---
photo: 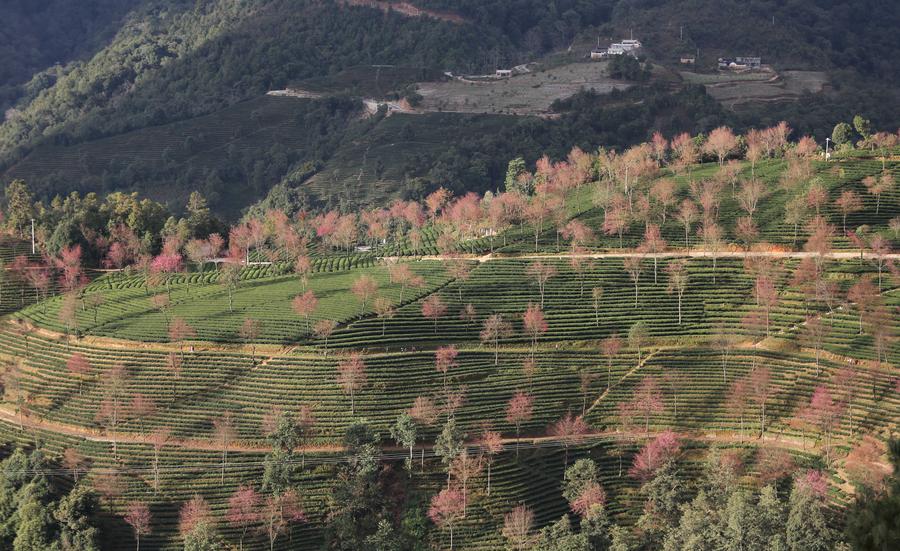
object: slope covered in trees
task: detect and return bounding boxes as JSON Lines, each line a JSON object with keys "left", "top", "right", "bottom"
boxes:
{"left": 4, "top": 0, "right": 900, "bottom": 220}
{"left": 0, "top": 125, "right": 896, "bottom": 549}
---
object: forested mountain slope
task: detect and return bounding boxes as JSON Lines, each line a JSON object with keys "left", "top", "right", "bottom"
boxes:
{"left": 2, "top": 0, "right": 900, "bottom": 219}
{"left": 0, "top": 0, "right": 145, "bottom": 108}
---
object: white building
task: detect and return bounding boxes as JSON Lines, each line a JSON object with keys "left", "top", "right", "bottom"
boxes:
{"left": 592, "top": 38, "right": 642, "bottom": 59}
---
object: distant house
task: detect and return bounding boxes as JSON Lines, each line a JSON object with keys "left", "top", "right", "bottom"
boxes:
{"left": 495, "top": 69, "right": 512, "bottom": 78}
{"left": 718, "top": 56, "right": 761, "bottom": 71}
{"left": 735, "top": 56, "right": 761, "bottom": 69}
{"left": 591, "top": 38, "right": 642, "bottom": 60}
{"left": 680, "top": 55, "right": 696, "bottom": 64}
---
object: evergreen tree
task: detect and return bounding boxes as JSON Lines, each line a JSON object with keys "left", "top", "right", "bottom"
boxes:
{"left": 562, "top": 459, "right": 599, "bottom": 505}
{"left": 54, "top": 485, "right": 101, "bottom": 551}
{"left": 662, "top": 490, "right": 726, "bottom": 551}
{"left": 532, "top": 516, "right": 589, "bottom": 551}
{"left": 637, "top": 459, "right": 684, "bottom": 548}
{"left": 845, "top": 439, "right": 900, "bottom": 550}
{"left": 504, "top": 158, "right": 531, "bottom": 195}
{"left": 758, "top": 485, "right": 788, "bottom": 551}
{"left": 183, "top": 522, "right": 222, "bottom": 551}
{"left": 831, "top": 123, "right": 854, "bottom": 147}
{"left": 434, "top": 418, "right": 465, "bottom": 483}
{"left": 786, "top": 482, "right": 834, "bottom": 551}
{"left": 4, "top": 180, "right": 35, "bottom": 238}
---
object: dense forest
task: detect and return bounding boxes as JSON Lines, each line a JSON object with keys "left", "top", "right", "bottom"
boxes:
{"left": 0, "top": 0, "right": 144, "bottom": 108}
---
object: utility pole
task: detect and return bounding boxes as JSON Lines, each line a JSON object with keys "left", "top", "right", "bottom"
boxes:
{"left": 825, "top": 137, "right": 831, "bottom": 161}
{"left": 680, "top": 25, "right": 683, "bottom": 41}
{"left": 30, "top": 219, "right": 35, "bottom": 254}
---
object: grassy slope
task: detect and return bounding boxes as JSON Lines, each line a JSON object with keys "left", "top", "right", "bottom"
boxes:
{"left": 0, "top": 155, "right": 897, "bottom": 548}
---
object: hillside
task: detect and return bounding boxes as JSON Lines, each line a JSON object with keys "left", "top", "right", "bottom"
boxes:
{"left": 0, "top": 136, "right": 896, "bottom": 549}
{"left": 0, "top": 0, "right": 145, "bottom": 107}
{"left": 3, "top": 0, "right": 900, "bottom": 219}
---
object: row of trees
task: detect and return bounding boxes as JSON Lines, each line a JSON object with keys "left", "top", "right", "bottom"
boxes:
{"left": 3, "top": 123, "right": 896, "bottom": 322}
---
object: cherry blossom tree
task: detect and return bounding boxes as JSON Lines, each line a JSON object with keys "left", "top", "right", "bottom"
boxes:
{"left": 651, "top": 178, "right": 677, "bottom": 224}
{"left": 480, "top": 314, "right": 512, "bottom": 365}
{"left": 602, "top": 201, "right": 630, "bottom": 248}
{"left": 579, "top": 370, "right": 596, "bottom": 415}
{"left": 422, "top": 294, "right": 447, "bottom": 333}
{"left": 291, "top": 290, "right": 317, "bottom": 332}
{"left": 806, "top": 183, "right": 828, "bottom": 216}
{"left": 149, "top": 428, "right": 170, "bottom": 494}
{"left": 560, "top": 219, "right": 594, "bottom": 253}
{"left": 151, "top": 251, "right": 183, "bottom": 299}
{"left": 213, "top": 411, "right": 236, "bottom": 483}
{"left": 629, "top": 376, "right": 665, "bottom": 432}
{"left": 704, "top": 126, "right": 739, "bottom": 165}
{"left": 446, "top": 258, "right": 472, "bottom": 302}
{"left": 313, "top": 319, "right": 337, "bottom": 355}
{"left": 847, "top": 276, "right": 878, "bottom": 334}
{"left": 55, "top": 244, "right": 86, "bottom": 294}
{"left": 429, "top": 488, "right": 465, "bottom": 550}
{"left": 522, "top": 303, "right": 547, "bottom": 359}
{"left": 799, "top": 386, "right": 844, "bottom": 463}
{"left": 601, "top": 335, "right": 622, "bottom": 390}
{"left": 226, "top": 485, "right": 260, "bottom": 551}
{"left": 549, "top": 412, "right": 589, "bottom": 467}
{"left": 835, "top": 190, "right": 863, "bottom": 234}
{"left": 388, "top": 263, "right": 423, "bottom": 303}
{"left": 124, "top": 501, "right": 152, "bottom": 551}
{"left": 834, "top": 366, "right": 861, "bottom": 437}
{"left": 410, "top": 396, "right": 440, "bottom": 427}
{"left": 478, "top": 425, "right": 503, "bottom": 495}
{"left": 844, "top": 435, "right": 890, "bottom": 493}
{"left": 450, "top": 451, "right": 483, "bottom": 515}
{"left": 435, "top": 345, "right": 459, "bottom": 392}
{"left": 756, "top": 448, "right": 795, "bottom": 486}
{"left": 590, "top": 286, "right": 603, "bottom": 326}
{"left": 337, "top": 352, "right": 367, "bottom": 415}
{"left": 168, "top": 317, "right": 196, "bottom": 364}
{"left": 569, "top": 256, "right": 592, "bottom": 297}
{"left": 178, "top": 495, "right": 213, "bottom": 541}
{"left": 868, "top": 235, "right": 893, "bottom": 291}
{"left": 675, "top": 199, "right": 699, "bottom": 248}
{"left": 293, "top": 255, "right": 312, "bottom": 290}
{"left": 165, "top": 352, "right": 181, "bottom": 399}
{"left": 506, "top": 391, "right": 534, "bottom": 457}
{"left": 66, "top": 352, "right": 91, "bottom": 395}
{"left": 56, "top": 449, "right": 87, "bottom": 489}
{"left": 665, "top": 260, "right": 688, "bottom": 325}
{"left": 642, "top": 224, "right": 666, "bottom": 283}
{"left": 629, "top": 430, "right": 681, "bottom": 481}
{"left": 95, "top": 363, "right": 128, "bottom": 458}
{"left": 130, "top": 393, "right": 156, "bottom": 435}
{"left": 571, "top": 482, "right": 607, "bottom": 519}
{"left": 623, "top": 255, "right": 644, "bottom": 308}
{"left": 726, "top": 377, "right": 751, "bottom": 439}
{"left": 502, "top": 504, "right": 534, "bottom": 551}
{"left": 801, "top": 315, "right": 829, "bottom": 375}
{"left": 351, "top": 274, "right": 378, "bottom": 318}
{"left": 261, "top": 489, "right": 305, "bottom": 551}
{"left": 738, "top": 179, "right": 766, "bottom": 221}
{"left": 862, "top": 172, "right": 893, "bottom": 214}
{"left": 699, "top": 222, "right": 724, "bottom": 283}
{"left": 526, "top": 261, "right": 557, "bottom": 307}
{"left": 239, "top": 318, "right": 262, "bottom": 364}
{"left": 372, "top": 297, "right": 395, "bottom": 336}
